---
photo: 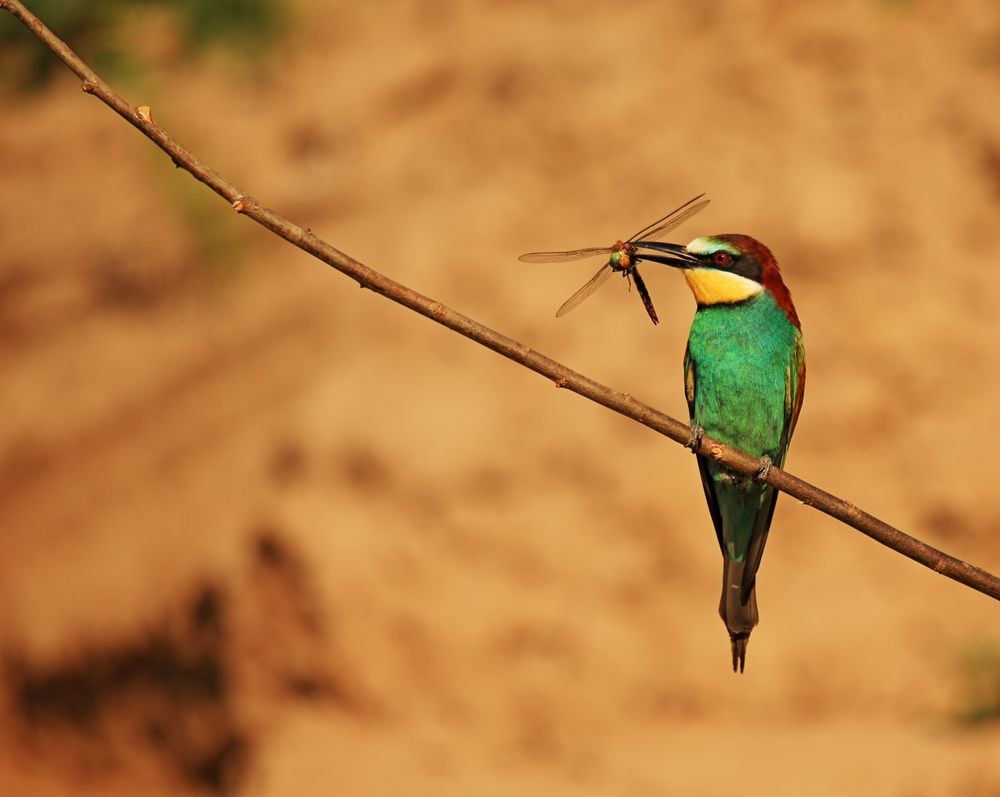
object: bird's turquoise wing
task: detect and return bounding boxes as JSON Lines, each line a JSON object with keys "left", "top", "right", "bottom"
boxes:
{"left": 786, "top": 331, "right": 806, "bottom": 445}
{"left": 741, "top": 329, "right": 805, "bottom": 597}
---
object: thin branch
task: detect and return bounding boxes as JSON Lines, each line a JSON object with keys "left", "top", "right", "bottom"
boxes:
{"left": 4, "top": 0, "right": 999, "bottom": 603}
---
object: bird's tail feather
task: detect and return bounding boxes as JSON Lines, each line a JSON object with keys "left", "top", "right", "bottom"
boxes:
{"left": 719, "top": 557, "right": 758, "bottom": 673}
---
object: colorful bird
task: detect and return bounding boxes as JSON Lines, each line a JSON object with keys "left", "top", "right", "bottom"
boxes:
{"left": 638, "top": 234, "right": 805, "bottom": 672}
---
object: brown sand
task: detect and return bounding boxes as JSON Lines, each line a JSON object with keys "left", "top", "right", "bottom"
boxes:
{"left": 2, "top": 0, "right": 1000, "bottom": 794}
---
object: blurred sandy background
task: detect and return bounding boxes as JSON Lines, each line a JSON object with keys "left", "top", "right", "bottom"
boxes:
{"left": 2, "top": 0, "right": 1000, "bottom": 794}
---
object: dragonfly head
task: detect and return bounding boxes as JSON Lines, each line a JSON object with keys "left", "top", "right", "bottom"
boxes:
{"left": 609, "top": 241, "right": 633, "bottom": 272}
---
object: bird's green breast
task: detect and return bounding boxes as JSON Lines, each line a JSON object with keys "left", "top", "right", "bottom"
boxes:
{"left": 687, "top": 292, "right": 799, "bottom": 461}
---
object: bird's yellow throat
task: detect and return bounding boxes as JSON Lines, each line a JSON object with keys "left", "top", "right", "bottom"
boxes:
{"left": 683, "top": 268, "right": 763, "bottom": 306}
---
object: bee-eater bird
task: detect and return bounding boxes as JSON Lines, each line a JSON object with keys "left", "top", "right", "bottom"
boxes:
{"left": 637, "top": 235, "right": 805, "bottom": 672}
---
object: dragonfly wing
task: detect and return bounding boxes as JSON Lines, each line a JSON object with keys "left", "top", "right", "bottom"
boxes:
{"left": 633, "top": 198, "right": 710, "bottom": 244}
{"left": 626, "top": 194, "right": 708, "bottom": 243}
{"left": 518, "top": 247, "right": 612, "bottom": 263}
{"left": 555, "top": 263, "right": 613, "bottom": 317}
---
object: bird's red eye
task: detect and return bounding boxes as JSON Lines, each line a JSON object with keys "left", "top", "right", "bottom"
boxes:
{"left": 712, "top": 251, "right": 731, "bottom": 266}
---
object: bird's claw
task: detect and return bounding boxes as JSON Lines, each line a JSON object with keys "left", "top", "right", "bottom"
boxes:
{"left": 686, "top": 424, "right": 705, "bottom": 454}
{"left": 755, "top": 455, "right": 773, "bottom": 482}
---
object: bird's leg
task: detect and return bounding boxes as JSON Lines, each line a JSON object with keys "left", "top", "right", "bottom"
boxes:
{"left": 754, "top": 455, "right": 773, "bottom": 482}
{"left": 686, "top": 424, "right": 705, "bottom": 453}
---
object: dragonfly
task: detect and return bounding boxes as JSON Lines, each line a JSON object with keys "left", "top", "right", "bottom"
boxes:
{"left": 518, "top": 194, "right": 709, "bottom": 325}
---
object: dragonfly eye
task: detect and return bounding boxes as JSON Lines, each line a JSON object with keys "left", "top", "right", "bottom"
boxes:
{"left": 610, "top": 250, "right": 631, "bottom": 271}
{"left": 712, "top": 251, "right": 731, "bottom": 267}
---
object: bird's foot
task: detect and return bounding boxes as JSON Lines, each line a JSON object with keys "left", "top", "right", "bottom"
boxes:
{"left": 755, "top": 455, "right": 773, "bottom": 483}
{"left": 686, "top": 424, "right": 705, "bottom": 454}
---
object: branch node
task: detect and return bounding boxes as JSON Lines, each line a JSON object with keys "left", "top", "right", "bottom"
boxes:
{"left": 81, "top": 79, "right": 97, "bottom": 94}
{"left": 136, "top": 105, "right": 154, "bottom": 124}
{"left": 554, "top": 378, "right": 568, "bottom": 389}
{"left": 710, "top": 444, "right": 724, "bottom": 460}
{"left": 232, "top": 197, "right": 248, "bottom": 214}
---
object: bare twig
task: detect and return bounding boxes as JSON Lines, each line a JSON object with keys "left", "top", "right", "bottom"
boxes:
{"left": 4, "top": 0, "right": 999, "bottom": 603}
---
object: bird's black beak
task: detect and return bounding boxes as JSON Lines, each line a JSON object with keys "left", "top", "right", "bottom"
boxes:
{"left": 632, "top": 242, "right": 699, "bottom": 269}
